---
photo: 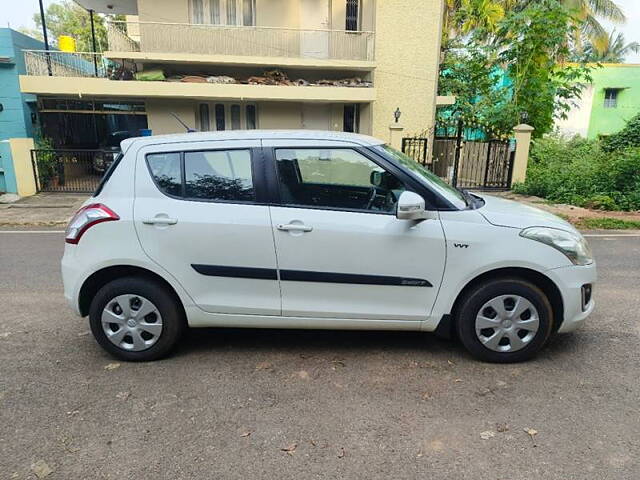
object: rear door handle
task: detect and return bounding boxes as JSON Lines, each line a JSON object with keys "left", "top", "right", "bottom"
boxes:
{"left": 277, "top": 223, "right": 313, "bottom": 232}
{"left": 142, "top": 217, "right": 178, "bottom": 225}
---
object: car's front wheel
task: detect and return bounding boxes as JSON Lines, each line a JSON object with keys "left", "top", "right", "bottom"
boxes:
{"left": 89, "top": 277, "right": 185, "bottom": 361}
{"left": 456, "top": 278, "right": 554, "bottom": 363}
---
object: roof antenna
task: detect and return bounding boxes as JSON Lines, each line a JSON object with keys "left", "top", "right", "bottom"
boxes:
{"left": 170, "top": 112, "right": 197, "bottom": 133}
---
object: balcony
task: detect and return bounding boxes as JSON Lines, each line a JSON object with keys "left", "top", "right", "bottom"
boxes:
{"left": 105, "top": 21, "right": 375, "bottom": 69}
{"left": 20, "top": 50, "right": 376, "bottom": 104}
{"left": 23, "top": 50, "right": 105, "bottom": 78}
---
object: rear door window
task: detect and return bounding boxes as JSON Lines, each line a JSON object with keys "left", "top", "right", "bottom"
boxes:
{"left": 145, "top": 149, "right": 255, "bottom": 202}
{"left": 184, "top": 150, "right": 254, "bottom": 201}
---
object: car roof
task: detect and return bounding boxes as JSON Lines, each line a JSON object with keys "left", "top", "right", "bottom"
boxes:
{"left": 121, "top": 130, "right": 385, "bottom": 151}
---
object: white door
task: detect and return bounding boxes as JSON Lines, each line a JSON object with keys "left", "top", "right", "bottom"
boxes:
{"left": 133, "top": 140, "right": 281, "bottom": 316}
{"left": 301, "top": 104, "right": 331, "bottom": 130}
{"left": 300, "top": 0, "right": 330, "bottom": 58}
{"left": 265, "top": 141, "right": 446, "bottom": 321}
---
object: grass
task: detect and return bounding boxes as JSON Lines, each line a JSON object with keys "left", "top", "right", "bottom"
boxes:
{"left": 573, "top": 217, "right": 640, "bottom": 230}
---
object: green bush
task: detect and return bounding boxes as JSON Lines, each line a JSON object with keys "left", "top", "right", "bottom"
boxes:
{"left": 601, "top": 113, "right": 640, "bottom": 152}
{"left": 513, "top": 135, "right": 640, "bottom": 211}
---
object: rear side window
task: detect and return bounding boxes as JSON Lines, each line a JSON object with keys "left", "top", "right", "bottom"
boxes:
{"left": 145, "top": 149, "right": 254, "bottom": 202}
{"left": 184, "top": 150, "right": 254, "bottom": 201}
{"left": 147, "top": 152, "right": 182, "bottom": 197}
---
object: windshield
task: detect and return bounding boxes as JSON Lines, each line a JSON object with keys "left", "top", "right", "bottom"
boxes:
{"left": 372, "top": 144, "right": 467, "bottom": 209}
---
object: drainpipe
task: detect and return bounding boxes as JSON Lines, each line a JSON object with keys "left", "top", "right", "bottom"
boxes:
{"left": 38, "top": 0, "right": 52, "bottom": 76}
{"left": 89, "top": 9, "right": 98, "bottom": 76}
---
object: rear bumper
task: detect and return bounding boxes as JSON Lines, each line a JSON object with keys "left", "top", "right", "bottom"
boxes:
{"left": 61, "top": 244, "right": 83, "bottom": 316}
{"left": 545, "top": 262, "right": 597, "bottom": 333}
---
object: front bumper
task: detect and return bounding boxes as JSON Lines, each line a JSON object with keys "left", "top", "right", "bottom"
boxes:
{"left": 545, "top": 262, "right": 597, "bottom": 333}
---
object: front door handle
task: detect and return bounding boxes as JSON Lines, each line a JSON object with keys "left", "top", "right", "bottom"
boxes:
{"left": 142, "top": 217, "right": 178, "bottom": 225}
{"left": 277, "top": 223, "right": 313, "bottom": 232}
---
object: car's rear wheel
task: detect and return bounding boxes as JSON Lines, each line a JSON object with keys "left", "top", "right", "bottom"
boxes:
{"left": 89, "top": 277, "right": 185, "bottom": 361}
{"left": 456, "top": 278, "right": 554, "bottom": 363}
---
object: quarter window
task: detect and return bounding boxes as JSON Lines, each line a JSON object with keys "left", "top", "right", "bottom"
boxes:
{"left": 184, "top": 150, "right": 254, "bottom": 201}
{"left": 147, "top": 153, "right": 182, "bottom": 197}
{"left": 275, "top": 148, "right": 407, "bottom": 213}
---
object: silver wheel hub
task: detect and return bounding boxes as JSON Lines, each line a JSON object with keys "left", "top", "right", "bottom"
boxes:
{"left": 101, "top": 294, "right": 163, "bottom": 352}
{"left": 475, "top": 295, "right": 540, "bottom": 353}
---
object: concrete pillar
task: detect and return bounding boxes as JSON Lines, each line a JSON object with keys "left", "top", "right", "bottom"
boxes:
{"left": 512, "top": 124, "right": 534, "bottom": 184}
{"left": 389, "top": 124, "right": 404, "bottom": 150}
{"left": 9, "top": 138, "right": 37, "bottom": 197}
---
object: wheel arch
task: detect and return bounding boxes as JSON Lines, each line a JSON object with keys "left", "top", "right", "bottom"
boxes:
{"left": 438, "top": 267, "right": 564, "bottom": 339}
{"left": 78, "top": 265, "right": 187, "bottom": 318}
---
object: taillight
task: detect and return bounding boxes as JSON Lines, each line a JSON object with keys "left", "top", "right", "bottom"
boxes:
{"left": 65, "top": 203, "right": 119, "bottom": 244}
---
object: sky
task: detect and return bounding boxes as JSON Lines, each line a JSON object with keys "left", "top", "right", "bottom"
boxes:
{"left": 2, "top": 0, "right": 640, "bottom": 62}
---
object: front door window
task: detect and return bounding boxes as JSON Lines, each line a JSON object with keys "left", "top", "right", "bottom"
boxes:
{"left": 275, "top": 148, "right": 407, "bottom": 213}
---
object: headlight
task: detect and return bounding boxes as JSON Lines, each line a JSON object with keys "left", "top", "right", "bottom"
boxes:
{"left": 520, "top": 227, "right": 593, "bottom": 265}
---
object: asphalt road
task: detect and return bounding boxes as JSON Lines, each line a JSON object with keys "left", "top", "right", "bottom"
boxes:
{"left": 1, "top": 230, "right": 639, "bottom": 479}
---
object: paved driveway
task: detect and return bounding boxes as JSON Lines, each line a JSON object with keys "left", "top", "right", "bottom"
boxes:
{"left": 0, "top": 230, "right": 638, "bottom": 479}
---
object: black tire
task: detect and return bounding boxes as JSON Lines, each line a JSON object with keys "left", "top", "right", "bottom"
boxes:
{"left": 89, "top": 277, "right": 185, "bottom": 361}
{"left": 455, "top": 278, "right": 554, "bottom": 363}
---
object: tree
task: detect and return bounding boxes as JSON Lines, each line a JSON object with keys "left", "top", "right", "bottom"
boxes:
{"left": 443, "top": 0, "right": 514, "bottom": 41}
{"left": 438, "top": 0, "right": 593, "bottom": 137}
{"left": 563, "top": 0, "right": 626, "bottom": 52}
{"left": 578, "top": 30, "right": 640, "bottom": 63}
{"left": 444, "top": 0, "right": 626, "bottom": 54}
{"left": 29, "top": 1, "right": 123, "bottom": 52}
{"left": 455, "top": 0, "right": 506, "bottom": 35}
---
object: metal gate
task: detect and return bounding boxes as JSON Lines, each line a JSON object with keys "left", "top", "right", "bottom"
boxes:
{"left": 403, "top": 120, "right": 514, "bottom": 190}
{"left": 31, "top": 149, "right": 115, "bottom": 193}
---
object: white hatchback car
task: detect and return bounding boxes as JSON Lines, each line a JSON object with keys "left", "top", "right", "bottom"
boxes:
{"left": 61, "top": 131, "right": 596, "bottom": 363}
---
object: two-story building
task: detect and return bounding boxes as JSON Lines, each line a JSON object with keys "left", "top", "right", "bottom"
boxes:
{"left": 0, "top": 28, "right": 44, "bottom": 194}
{"left": 19, "top": 0, "right": 446, "bottom": 141}
{"left": 556, "top": 63, "right": 640, "bottom": 139}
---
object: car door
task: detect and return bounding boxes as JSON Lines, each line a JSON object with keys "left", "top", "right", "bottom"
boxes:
{"left": 133, "top": 139, "right": 281, "bottom": 316}
{"left": 264, "top": 139, "right": 446, "bottom": 321}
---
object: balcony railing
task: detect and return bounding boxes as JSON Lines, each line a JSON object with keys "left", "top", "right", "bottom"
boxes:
{"left": 106, "top": 21, "right": 375, "bottom": 62}
{"left": 24, "top": 50, "right": 106, "bottom": 77}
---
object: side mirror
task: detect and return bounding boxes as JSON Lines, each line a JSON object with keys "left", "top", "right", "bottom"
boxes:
{"left": 370, "top": 170, "right": 383, "bottom": 187}
{"left": 396, "top": 191, "right": 433, "bottom": 221}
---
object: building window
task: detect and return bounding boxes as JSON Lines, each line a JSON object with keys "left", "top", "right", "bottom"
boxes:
{"left": 346, "top": 0, "right": 359, "bottom": 31}
{"left": 199, "top": 104, "right": 210, "bottom": 131}
{"left": 246, "top": 105, "right": 257, "bottom": 129}
{"left": 226, "top": 0, "right": 237, "bottom": 24}
{"left": 343, "top": 104, "right": 360, "bottom": 133}
{"left": 604, "top": 89, "right": 619, "bottom": 108}
{"left": 189, "top": 0, "right": 254, "bottom": 25}
{"left": 201, "top": 103, "right": 257, "bottom": 130}
{"left": 190, "top": 0, "right": 205, "bottom": 23}
{"left": 230, "top": 104, "right": 241, "bottom": 129}
{"left": 210, "top": 0, "right": 220, "bottom": 23}
{"left": 242, "top": 0, "right": 255, "bottom": 26}
{"left": 215, "top": 104, "right": 226, "bottom": 130}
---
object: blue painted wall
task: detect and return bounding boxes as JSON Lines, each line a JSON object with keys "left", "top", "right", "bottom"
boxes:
{"left": 0, "top": 29, "right": 44, "bottom": 192}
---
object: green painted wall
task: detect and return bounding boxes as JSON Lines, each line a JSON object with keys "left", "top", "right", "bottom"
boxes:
{"left": 587, "top": 64, "right": 640, "bottom": 139}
